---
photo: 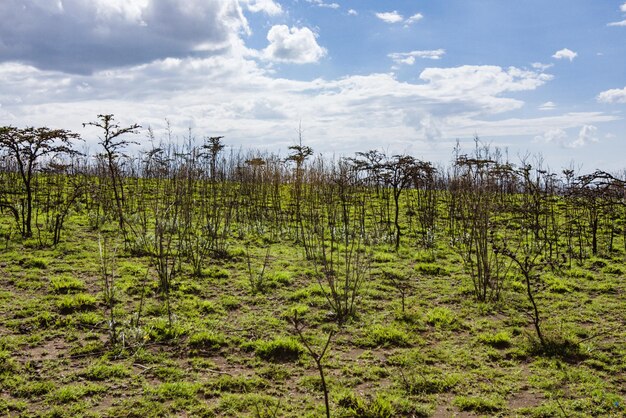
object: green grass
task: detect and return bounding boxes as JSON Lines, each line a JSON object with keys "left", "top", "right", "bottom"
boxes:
{"left": 254, "top": 336, "right": 305, "bottom": 362}
{"left": 0, "top": 178, "right": 625, "bottom": 417}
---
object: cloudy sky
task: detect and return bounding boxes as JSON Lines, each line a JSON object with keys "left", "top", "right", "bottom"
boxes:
{"left": 1, "top": 0, "right": 625, "bottom": 171}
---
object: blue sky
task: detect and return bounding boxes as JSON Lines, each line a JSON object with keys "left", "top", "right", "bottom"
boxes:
{"left": 0, "top": 0, "right": 625, "bottom": 171}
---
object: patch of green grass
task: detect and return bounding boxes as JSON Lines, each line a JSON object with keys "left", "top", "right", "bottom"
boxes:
{"left": 199, "top": 300, "right": 225, "bottom": 315}
{"left": 21, "top": 256, "right": 48, "bottom": 269}
{"left": 216, "top": 393, "right": 281, "bottom": 415}
{"left": 399, "top": 369, "right": 461, "bottom": 394}
{"left": 188, "top": 331, "right": 227, "bottom": 351}
{"left": 414, "top": 262, "right": 446, "bottom": 276}
{"left": 148, "top": 318, "right": 189, "bottom": 341}
{"left": 82, "top": 362, "right": 131, "bottom": 381}
{"left": 11, "top": 380, "right": 55, "bottom": 398}
{"left": 452, "top": 394, "right": 506, "bottom": 414}
{"left": 337, "top": 392, "right": 395, "bottom": 418}
{"left": 0, "top": 350, "right": 18, "bottom": 374}
{"left": 602, "top": 265, "right": 623, "bottom": 275}
{"left": 478, "top": 331, "right": 511, "bottom": 348}
{"left": 372, "top": 251, "right": 396, "bottom": 263}
{"left": 57, "top": 293, "right": 97, "bottom": 314}
{"left": 358, "top": 324, "right": 411, "bottom": 348}
{"left": 219, "top": 295, "right": 241, "bottom": 311}
{"left": 426, "top": 306, "right": 458, "bottom": 329}
{"left": 69, "top": 340, "right": 105, "bottom": 357}
{"left": 50, "top": 275, "right": 85, "bottom": 294}
{"left": 145, "top": 381, "right": 200, "bottom": 401}
{"left": 544, "top": 274, "right": 574, "bottom": 293}
{"left": 48, "top": 383, "right": 106, "bottom": 404}
{"left": 255, "top": 336, "right": 304, "bottom": 362}
{"left": 204, "top": 374, "right": 268, "bottom": 394}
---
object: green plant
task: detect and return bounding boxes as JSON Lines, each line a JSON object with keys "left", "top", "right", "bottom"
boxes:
{"left": 83, "top": 362, "right": 131, "bottom": 381}
{"left": 50, "top": 275, "right": 85, "bottom": 294}
{"left": 337, "top": 392, "right": 395, "bottom": 418}
{"left": 398, "top": 369, "right": 460, "bottom": 394}
{"left": 426, "top": 306, "right": 457, "bottom": 329}
{"left": 255, "top": 336, "right": 304, "bottom": 362}
{"left": 478, "top": 331, "right": 511, "bottom": 348}
{"left": 188, "top": 331, "right": 227, "bottom": 351}
{"left": 359, "top": 324, "right": 410, "bottom": 348}
{"left": 453, "top": 395, "right": 506, "bottom": 413}
{"left": 57, "top": 293, "right": 97, "bottom": 314}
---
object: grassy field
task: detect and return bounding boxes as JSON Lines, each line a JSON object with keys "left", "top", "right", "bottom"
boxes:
{"left": 0, "top": 136, "right": 625, "bottom": 417}
{"left": 0, "top": 203, "right": 624, "bottom": 417}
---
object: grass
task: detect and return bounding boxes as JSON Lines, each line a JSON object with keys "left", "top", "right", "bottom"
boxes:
{"left": 0, "top": 189, "right": 624, "bottom": 417}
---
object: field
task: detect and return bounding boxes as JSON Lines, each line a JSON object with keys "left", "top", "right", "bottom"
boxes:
{"left": 0, "top": 130, "right": 625, "bottom": 417}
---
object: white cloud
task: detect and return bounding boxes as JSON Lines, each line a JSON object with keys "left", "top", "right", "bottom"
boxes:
{"left": 306, "top": 0, "right": 339, "bottom": 9}
{"left": 608, "top": 19, "right": 626, "bottom": 26}
{"left": 552, "top": 48, "right": 577, "bottom": 61}
{"left": 0, "top": 55, "right": 617, "bottom": 168}
{"left": 245, "top": 0, "right": 283, "bottom": 15}
{"left": 572, "top": 125, "right": 599, "bottom": 148}
{"left": 534, "top": 125, "right": 598, "bottom": 148}
{"left": 348, "top": 9, "right": 357, "bottom": 16}
{"left": 534, "top": 128, "right": 568, "bottom": 145}
{"left": 531, "top": 62, "right": 554, "bottom": 71}
{"left": 389, "top": 49, "right": 446, "bottom": 65}
{"left": 262, "top": 25, "right": 326, "bottom": 64}
{"left": 376, "top": 11, "right": 404, "bottom": 23}
{"left": 607, "top": 3, "right": 626, "bottom": 26}
{"left": 375, "top": 11, "right": 423, "bottom": 25}
{"left": 405, "top": 13, "right": 423, "bottom": 24}
{"left": 597, "top": 86, "right": 626, "bottom": 103}
{"left": 539, "top": 101, "right": 556, "bottom": 111}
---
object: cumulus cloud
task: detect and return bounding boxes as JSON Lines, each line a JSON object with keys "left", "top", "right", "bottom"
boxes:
{"left": 389, "top": 49, "right": 446, "bottom": 65}
{"left": 375, "top": 11, "right": 423, "bottom": 25}
{"left": 348, "top": 9, "right": 357, "bottom": 16}
{"left": 531, "top": 62, "right": 554, "bottom": 71}
{"left": 376, "top": 11, "right": 404, "bottom": 23}
{"left": 597, "top": 86, "right": 626, "bottom": 103}
{"left": 534, "top": 128, "right": 568, "bottom": 146}
{"left": 552, "top": 48, "right": 577, "bottom": 61}
{"left": 608, "top": 2, "right": 626, "bottom": 26}
{"left": 306, "top": 0, "right": 339, "bottom": 9}
{"left": 0, "top": 0, "right": 253, "bottom": 74}
{"left": 261, "top": 25, "right": 326, "bottom": 64}
{"left": 405, "top": 13, "right": 423, "bottom": 24}
{"left": 534, "top": 125, "right": 598, "bottom": 148}
{"left": 539, "top": 101, "right": 556, "bottom": 111}
{"left": 0, "top": 54, "right": 617, "bottom": 166}
{"left": 244, "top": 0, "right": 283, "bottom": 15}
{"left": 573, "top": 125, "right": 599, "bottom": 147}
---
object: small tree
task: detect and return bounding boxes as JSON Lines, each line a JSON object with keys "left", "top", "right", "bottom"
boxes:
{"left": 0, "top": 126, "right": 81, "bottom": 237}
{"left": 84, "top": 114, "right": 140, "bottom": 235}
{"left": 290, "top": 310, "right": 335, "bottom": 418}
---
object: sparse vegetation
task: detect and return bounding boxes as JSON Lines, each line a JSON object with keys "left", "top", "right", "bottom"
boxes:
{"left": 0, "top": 122, "right": 624, "bottom": 416}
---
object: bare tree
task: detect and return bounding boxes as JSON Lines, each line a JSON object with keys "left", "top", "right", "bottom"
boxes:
{"left": 84, "top": 114, "right": 140, "bottom": 236}
{"left": 0, "top": 126, "right": 81, "bottom": 237}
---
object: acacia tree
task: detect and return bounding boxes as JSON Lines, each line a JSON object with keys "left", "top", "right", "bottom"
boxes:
{"left": 286, "top": 140, "right": 314, "bottom": 246}
{"left": 0, "top": 126, "right": 81, "bottom": 238}
{"left": 84, "top": 114, "right": 140, "bottom": 235}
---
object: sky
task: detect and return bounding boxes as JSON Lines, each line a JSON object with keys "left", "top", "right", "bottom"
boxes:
{"left": 0, "top": 0, "right": 625, "bottom": 172}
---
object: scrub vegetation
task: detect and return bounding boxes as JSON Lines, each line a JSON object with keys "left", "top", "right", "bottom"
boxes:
{"left": 0, "top": 117, "right": 625, "bottom": 417}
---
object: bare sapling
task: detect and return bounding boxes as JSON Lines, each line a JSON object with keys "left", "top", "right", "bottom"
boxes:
{"left": 290, "top": 310, "right": 335, "bottom": 418}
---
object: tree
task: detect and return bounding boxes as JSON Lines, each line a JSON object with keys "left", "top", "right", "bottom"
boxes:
{"left": 0, "top": 126, "right": 81, "bottom": 237}
{"left": 84, "top": 114, "right": 140, "bottom": 235}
